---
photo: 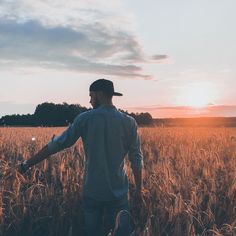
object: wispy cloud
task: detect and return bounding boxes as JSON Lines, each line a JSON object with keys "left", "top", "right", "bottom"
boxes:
{"left": 151, "top": 54, "right": 169, "bottom": 63}
{"left": 0, "top": 0, "right": 166, "bottom": 79}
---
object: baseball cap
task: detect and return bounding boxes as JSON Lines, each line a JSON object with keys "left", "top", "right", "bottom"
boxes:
{"left": 89, "top": 79, "right": 123, "bottom": 96}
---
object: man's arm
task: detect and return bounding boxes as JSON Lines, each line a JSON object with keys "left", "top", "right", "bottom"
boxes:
{"left": 132, "top": 167, "right": 143, "bottom": 197}
{"left": 128, "top": 120, "right": 144, "bottom": 196}
{"left": 18, "top": 145, "right": 50, "bottom": 173}
{"left": 26, "top": 145, "right": 51, "bottom": 167}
{"left": 18, "top": 113, "right": 85, "bottom": 173}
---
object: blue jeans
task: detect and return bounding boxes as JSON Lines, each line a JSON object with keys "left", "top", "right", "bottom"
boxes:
{"left": 82, "top": 195, "right": 129, "bottom": 236}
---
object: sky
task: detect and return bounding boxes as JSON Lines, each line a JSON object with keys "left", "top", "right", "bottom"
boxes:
{"left": 0, "top": 0, "right": 236, "bottom": 118}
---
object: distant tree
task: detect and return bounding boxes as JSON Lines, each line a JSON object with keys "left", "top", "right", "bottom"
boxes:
{"left": 0, "top": 114, "right": 35, "bottom": 126}
{"left": 118, "top": 109, "right": 153, "bottom": 125}
{"left": 34, "top": 102, "right": 88, "bottom": 126}
{"left": 0, "top": 102, "right": 153, "bottom": 126}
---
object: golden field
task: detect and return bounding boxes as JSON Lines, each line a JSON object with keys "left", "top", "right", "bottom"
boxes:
{"left": 0, "top": 127, "right": 235, "bottom": 236}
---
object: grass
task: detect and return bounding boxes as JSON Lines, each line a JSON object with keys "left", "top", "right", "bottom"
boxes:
{"left": 0, "top": 127, "right": 235, "bottom": 236}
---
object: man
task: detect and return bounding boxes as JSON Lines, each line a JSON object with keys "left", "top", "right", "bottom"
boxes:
{"left": 17, "top": 79, "right": 144, "bottom": 236}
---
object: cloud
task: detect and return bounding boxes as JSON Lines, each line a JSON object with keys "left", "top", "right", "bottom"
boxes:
{"left": 151, "top": 54, "right": 169, "bottom": 62}
{"left": 0, "top": 0, "right": 127, "bottom": 28}
{"left": 0, "top": 0, "right": 165, "bottom": 79}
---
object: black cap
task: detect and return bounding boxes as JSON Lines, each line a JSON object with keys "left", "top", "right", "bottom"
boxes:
{"left": 89, "top": 79, "right": 123, "bottom": 96}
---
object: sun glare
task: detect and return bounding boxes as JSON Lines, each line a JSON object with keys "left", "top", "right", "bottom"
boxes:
{"left": 175, "top": 82, "right": 218, "bottom": 108}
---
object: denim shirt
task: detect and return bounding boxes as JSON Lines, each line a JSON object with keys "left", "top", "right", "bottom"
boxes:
{"left": 47, "top": 104, "right": 143, "bottom": 201}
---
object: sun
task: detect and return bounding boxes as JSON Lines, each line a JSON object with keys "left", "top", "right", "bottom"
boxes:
{"left": 175, "top": 82, "right": 217, "bottom": 108}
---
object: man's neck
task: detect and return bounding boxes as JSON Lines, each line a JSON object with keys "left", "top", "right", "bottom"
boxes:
{"left": 100, "top": 101, "right": 113, "bottom": 106}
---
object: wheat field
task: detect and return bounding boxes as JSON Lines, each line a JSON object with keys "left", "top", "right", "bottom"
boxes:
{"left": 0, "top": 127, "right": 235, "bottom": 236}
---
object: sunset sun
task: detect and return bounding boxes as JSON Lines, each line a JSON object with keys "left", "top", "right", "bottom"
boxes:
{"left": 176, "top": 82, "right": 218, "bottom": 108}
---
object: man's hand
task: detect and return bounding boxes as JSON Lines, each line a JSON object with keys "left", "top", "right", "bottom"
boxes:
{"left": 3, "top": 159, "right": 29, "bottom": 181}
{"left": 132, "top": 188, "right": 149, "bottom": 233}
{"left": 4, "top": 145, "right": 50, "bottom": 180}
{"left": 17, "top": 161, "right": 30, "bottom": 174}
{"left": 4, "top": 165, "right": 26, "bottom": 181}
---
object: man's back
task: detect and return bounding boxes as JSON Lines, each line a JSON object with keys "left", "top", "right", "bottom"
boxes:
{"left": 47, "top": 104, "right": 143, "bottom": 201}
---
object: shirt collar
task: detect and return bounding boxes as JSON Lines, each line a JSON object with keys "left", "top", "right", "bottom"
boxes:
{"left": 99, "top": 104, "right": 116, "bottom": 110}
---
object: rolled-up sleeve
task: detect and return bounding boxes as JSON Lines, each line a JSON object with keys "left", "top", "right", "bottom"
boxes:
{"left": 47, "top": 113, "right": 86, "bottom": 155}
{"left": 128, "top": 120, "right": 143, "bottom": 170}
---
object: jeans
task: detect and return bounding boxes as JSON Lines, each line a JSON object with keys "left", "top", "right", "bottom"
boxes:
{"left": 82, "top": 195, "right": 130, "bottom": 236}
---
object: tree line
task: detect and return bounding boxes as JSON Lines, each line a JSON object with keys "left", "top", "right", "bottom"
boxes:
{"left": 0, "top": 102, "right": 153, "bottom": 126}
{"left": 154, "top": 117, "right": 236, "bottom": 127}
